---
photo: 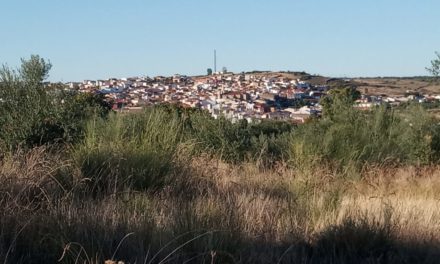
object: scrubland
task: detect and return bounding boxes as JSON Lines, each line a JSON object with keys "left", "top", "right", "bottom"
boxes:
{"left": 1, "top": 56, "right": 440, "bottom": 263}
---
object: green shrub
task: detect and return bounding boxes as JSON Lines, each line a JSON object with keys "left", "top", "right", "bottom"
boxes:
{"left": 155, "top": 105, "right": 294, "bottom": 165}
{"left": 289, "top": 101, "right": 440, "bottom": 172}
{"left": 185, "top": 111, "right": 294, "bottom": 164}
{"left": 74, "top": 109, "right": 191, "bottom": 193}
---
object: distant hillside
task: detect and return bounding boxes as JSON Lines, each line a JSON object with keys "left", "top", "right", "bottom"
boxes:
{"left": 352, "top": 77, "right": 440, "bottom": 96}
{"left": 193, "top": 71, "right": 440, "bottom": 96}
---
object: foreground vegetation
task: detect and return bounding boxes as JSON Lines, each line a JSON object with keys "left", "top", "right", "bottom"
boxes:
{"left": 1, "top": 56, "right": 440, "bottom": 263}
{"left": 2, "top": 147, "right": 440, "bottom": 263}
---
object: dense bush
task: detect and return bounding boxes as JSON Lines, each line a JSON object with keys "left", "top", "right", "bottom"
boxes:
{"left": 155, "top": 104, "right": 294, "bottom": 164}
{"left": 289, "top": 101, "right": 440, "bottom": 171}
{"left": 74, "top": 109, "right": 191, "bottom": 193}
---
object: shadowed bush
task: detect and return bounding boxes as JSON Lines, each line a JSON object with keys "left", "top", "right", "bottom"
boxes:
{"left": 74, "top": 109, "right": 192, "bottom": 193}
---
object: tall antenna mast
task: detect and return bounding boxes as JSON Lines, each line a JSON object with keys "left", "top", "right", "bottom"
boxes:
{"left": 214, "top": 49, "right": 217, "bottom": 73}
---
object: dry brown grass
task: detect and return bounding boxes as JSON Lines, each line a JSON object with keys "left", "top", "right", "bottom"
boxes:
{"left": 354, "top": 77, "right": 440, "bottom": 96}
{"left": 1, "top": 149, "right": 440, "bottom": 263}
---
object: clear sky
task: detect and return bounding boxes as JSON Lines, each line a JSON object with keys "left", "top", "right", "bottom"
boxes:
{"left": 1, "top": 0, "right": 439, "bottom": 81}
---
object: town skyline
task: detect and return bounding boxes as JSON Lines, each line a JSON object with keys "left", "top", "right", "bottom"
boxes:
{"left": 64, "top": 70, "right": 440, "bottom": 124}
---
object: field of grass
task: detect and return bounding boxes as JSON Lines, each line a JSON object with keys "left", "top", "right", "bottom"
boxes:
{"left": 1, "top": 146, "right": 440, "bottom": 263}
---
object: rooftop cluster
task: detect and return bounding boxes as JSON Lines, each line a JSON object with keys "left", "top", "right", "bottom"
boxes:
{"left": 66, "top": 72, "right": 440, "bottom": 123}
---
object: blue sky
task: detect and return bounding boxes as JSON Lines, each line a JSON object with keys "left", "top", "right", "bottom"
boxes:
{"left": 1, "top": 0, "right": 439, "bottom": 81}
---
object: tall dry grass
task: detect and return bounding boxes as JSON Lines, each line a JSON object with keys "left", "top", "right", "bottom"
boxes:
{"left": 1, "top": 148, "right": 440, "bottom": 263}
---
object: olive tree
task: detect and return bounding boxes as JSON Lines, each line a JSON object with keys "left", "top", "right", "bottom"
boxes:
{"left": 19, "top": 55, "right": 52, "bottom": 85}
{"left": 426, "top": 51, "right": 440, "bottom": 78}
{"left": 0, "top": 55, "right": 111, "bottom": 151}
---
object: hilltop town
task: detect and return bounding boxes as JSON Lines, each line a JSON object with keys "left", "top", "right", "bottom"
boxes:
{"left": 65, "top": 71, "right": 440, "bottom": 123}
